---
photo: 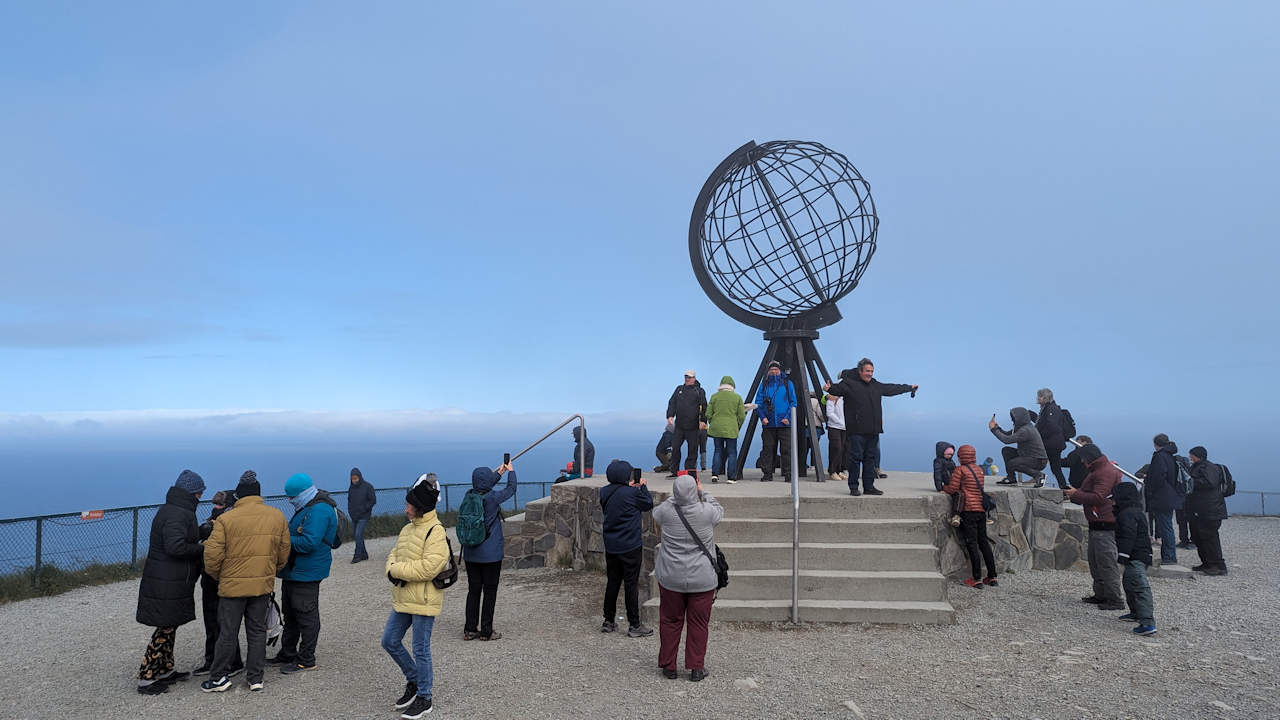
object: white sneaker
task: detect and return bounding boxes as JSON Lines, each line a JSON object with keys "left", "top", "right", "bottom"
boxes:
{"left": 711, "top": 475, "right": 719, "bottom": 483}
{"left": 726, "top": 478, "right": 738, "bottom": 484}
{"left": 249, "top": 681, "right": 264, "bottom": 692}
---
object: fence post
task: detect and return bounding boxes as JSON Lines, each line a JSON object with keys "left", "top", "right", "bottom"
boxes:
{"left": 34, "top": 517, "right": 43, "bottom": 585}
{"left": 443, "top": 485, "right": 451, "bottom": 513}
{"left": 131, "top": 508, "right": 140, "bottom": 569}
{"left": 1262, "top": 493, "right": 1266, "bottom": 517}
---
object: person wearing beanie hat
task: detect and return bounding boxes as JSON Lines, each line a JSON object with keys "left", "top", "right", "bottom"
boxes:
{"left": 599, "top": 460, "right": 655, "bottom": 637}
{"left": 347, "top": 467, "right": 377, "bottom": 564}
{"left": 1065, "top": 444, "right": 1124, "bottom": 609}
{"left": 461, "top": 460, "right": 518, "bottom": 641}
{"left": 194, "top": 489, "right": 244, "bottom": 677}
{"left": 755, "top": 362, "right": 796, "bottom": 484}
{"left": 271, "top": 472, "right": 338, "bottom": 674}
{"left": 135, "top": 471, "right": 206, "bottom": 694}
{"left": 1187, "top": 446, "right": 1229, "bottom": 575}
{"left": 237, "top": 470, "right": 261, "bottom": 498}
{"left": 666, "top": 370, "right": 708, "bottom": 478}
{"left": 383, "top": 472, "right": 451, "bottom": 717}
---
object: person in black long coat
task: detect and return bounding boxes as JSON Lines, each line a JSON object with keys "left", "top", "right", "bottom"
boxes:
{"left": 135, "top": 470, "right": 206, "bottom": 694}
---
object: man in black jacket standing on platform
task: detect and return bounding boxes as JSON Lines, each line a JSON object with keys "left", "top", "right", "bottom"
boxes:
{"left": 347, "top": 467, "right": 376, "bottom": 563}
{"left": 666, "top": 370, "right": 707, "bottom": 477}
{"left": 823, "top": 358, "right": 918, "bottom": 496}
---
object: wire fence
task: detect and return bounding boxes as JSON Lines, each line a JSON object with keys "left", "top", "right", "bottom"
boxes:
{"left": 1227, "top": 491, "right": 1277, "bottom": 517}
{"left": 0, "top": 481, "right": 556, "bottom": 578}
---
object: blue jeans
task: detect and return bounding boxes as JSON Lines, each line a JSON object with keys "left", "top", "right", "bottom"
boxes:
{"left": 711, "top": 437, "right": 738, "bottom": 479}
{"left": 353, "top": 518, "right": 369, "bottom": 560}
{"left": 1153, "top": 510, "right": 1176, "bottom": 564}
{"left": 1122, "top": 559, "right": 1155, "bottom": 624}
{"left": 845, "top": 433, "right": 880, "bottom": 492}
{"left": 381, "top": 611, "right": 434, "bottom": 698}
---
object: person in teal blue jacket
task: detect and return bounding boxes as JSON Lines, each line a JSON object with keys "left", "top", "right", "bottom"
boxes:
{"left": 755, "top": 361, "right": 797, "bottom": 482}
{"left": 273, "top": 473, "right": 337, "bottom": 673}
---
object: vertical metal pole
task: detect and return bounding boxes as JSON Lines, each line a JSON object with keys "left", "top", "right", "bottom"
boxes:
{"left": 443, "top": 485, "right": 451, "bottom": 513}
{"left": 1261, "top": 492, "right": 1266, "bottom": 516}
{"left": 131, "top": 508, "right": 140, "bottom": 569}
{"left": 34, "top": 518, "right": 43, "bottom": 584}
{"left": 578, "top": 417, "right": 587, "bottom": 479}
{"left": 790, "top": 405, "right": 800, "bottom": 624}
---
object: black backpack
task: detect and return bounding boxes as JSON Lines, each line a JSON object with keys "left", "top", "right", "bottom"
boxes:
{"left": 1218, "top": 464, "right": 1236, "bottom": 498}
{"left": 1059, "top": 407, "right": 1077, "bottom": 439}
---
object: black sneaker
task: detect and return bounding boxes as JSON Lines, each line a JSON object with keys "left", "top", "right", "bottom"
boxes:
{"left": 1202, "top": 566, "right": 1227, "bottom": 576}
{"left": 849, "top": 488, "right": 862, "bottom": 497}
{"left": 662, "top": 668, "right": 678, "bottom": 680}
{"left": 400, "top": 695, "right": 433, "bottom": 719}
{"left": 627, "top": 624, "right": 654, "bottom": 638}
{"left": 690, "top": 668, "right": 709, "bottom": 682}
{"left": 192, "top": 662, "right": 212, "bottom": 676}
{"left": 1192, "top": 564, "right": 1208, "bottom": 571}
{"left": 395, "top": 682, "right": 418, "bottom": 710}
{"left": 267, "top": 653, "right": 296, "bottom": 665}
{"left": 600, "top": 620, "right": 617, "bottom": 633}
{"left": 1081, "top": 595, "right": 1103, "bottom": 604}
{"left": 281, "top": 662, "right": 317, "bottom": 674}
{"left": 159, "top": 670, "right": 190, "bottom": 683}
{"left": 1098, "top": 602, "right": 1126, "bottom": 611}
{"left": 1033, "top": 474, "right": 1046, "bottom": 488}
{"left": 137, "top": 682, "right": 170, "bottom": 696}
{"left": 200, "top": 675, "right": 232, "bottom": 693}
{"left": 864, "top": 488, "right": 884, "bottom": 496}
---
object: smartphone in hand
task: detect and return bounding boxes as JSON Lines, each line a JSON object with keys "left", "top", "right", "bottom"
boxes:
{"left": 631, "top": 468, "right": 643, "bottom": 485}
{"left": 504, "top": 452, "right": 511, "bottom": 465}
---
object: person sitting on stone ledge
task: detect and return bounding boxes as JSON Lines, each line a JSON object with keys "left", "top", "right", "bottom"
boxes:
{"left": 555, "top": 426, "right": 594, "bottom": 483}
{"left": 989, "top": 407, "right": 1048, "bottom": 487}
{"left": 654, "top": 420, "right": 674, "bottom": 473}
{"left": 1064, "top": 443, "right": 1125, "bottom": 611}
{"left": 932, "top": 442, "right": 956, "bottom": 492}
{"left": 598, "top": 460, "right": 654, "bottom": 638}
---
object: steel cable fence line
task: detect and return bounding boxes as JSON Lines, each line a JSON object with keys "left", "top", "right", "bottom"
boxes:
{"left": 0, "top": 481, "right": 558, "bottom": 579}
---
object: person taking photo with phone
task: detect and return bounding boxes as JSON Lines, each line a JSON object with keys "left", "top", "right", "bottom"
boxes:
{"left": 598, "top": 460, "right": 655, "bottom": 637}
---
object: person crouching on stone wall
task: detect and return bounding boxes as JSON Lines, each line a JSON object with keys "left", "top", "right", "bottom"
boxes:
{"left": 1064, "top": 444, "right": 1125, "bottom": 610}
{"left": 942, "top": 446, "right": 998, "bottom": 589}
{"left": 135, "top": 470, "right": 206, "bottom": 695}
{"left": 382, "top": 474, "right": 449, "bottom": 720}
{"left": 989, "top": 407, "right": 1048, "bottom": 487}
{"left": 461, "top": 462, "right": 517, "bottom": 640}
{"left": 653, "top": 471, "right": 723, "bottom": 682}
{"left": 599, "top": 460, "right": 655, "bottom": 637}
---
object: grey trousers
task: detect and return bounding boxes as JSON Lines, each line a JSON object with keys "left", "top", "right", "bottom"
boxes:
{"left": 1087, "top": 530, "right": 1123, "bottom": 604}
{"left": 213, "top": 594, "right": 268, "bottom": 684}
{"left": 1122, "top": 559, "right": 1155, "bottom": 624}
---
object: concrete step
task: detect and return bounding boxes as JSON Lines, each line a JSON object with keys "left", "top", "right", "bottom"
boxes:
{"left": 710, "top": 541, "right": 939, "bottom": 572}
{"left": 709, "top": 494, "right": 935, "bottom": 520}
{"left": 649, "top": 568, "right": 947, "bottom": 602}
{"left": 714, "top": 517, "right": 933, "bottom": 545}
{"left": 641, "top": 597, "right": 955, "bottom": 625}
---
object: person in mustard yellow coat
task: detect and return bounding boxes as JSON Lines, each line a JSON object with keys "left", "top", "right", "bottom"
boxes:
{"left": 382, "top": 474, "right": 450, "bottom": 719}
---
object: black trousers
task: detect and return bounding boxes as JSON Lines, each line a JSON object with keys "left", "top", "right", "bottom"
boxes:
{"left": 279, "top": 580, "right": 321, "bottom": 666}
{"left": 1176, "top": 508, "right": 1191, "bottom": 544}
{"left": 1191, "top": 516, "right": 1225, "bottom": 569}
{"left": 827, "top": 428, "right": 846, "bottom": 474}
{"left": 1046, "top": 449, "right": 1066, "bottom": 487}
{"left": 465, "top": 560, "right": 503, "bottom": 636}
{"left": 201, "top": 574, "right": 241, "bottom": 668}
{"left": 603, "top": 547, "right": 643, "bottom": 626}
{"left": 213, "top": 594, "right": 268, "bottom": 684}
{"left": 760, "top": 425, "right": 791, "bottom": 479}
{"left": 669, "top": 426, "right": 700, "bottom": 474}
{"left": 1001, "top": 447, "right": 1047, "bottom": 480}
{"left": 957, "top": 511, "right": 997, "bottom": 581}
{"left": 698, "top": 429, "right": 708, "bottom": 469}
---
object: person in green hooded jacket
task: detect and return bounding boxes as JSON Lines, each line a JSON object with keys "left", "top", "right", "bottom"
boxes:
{"left": 705, "top": 375, "right": 745, "bottom": 484}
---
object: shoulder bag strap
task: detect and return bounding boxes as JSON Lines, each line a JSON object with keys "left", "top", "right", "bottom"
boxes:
{"left": 673, "top": 504, "right": 717, "bottom": 569}
{"left": 964, "top": 465, "right": 984, "bottom": 491}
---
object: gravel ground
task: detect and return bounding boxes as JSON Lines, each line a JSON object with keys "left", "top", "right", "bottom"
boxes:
{"left": 1, "top": 517, "right": 1277, "bottom": 719}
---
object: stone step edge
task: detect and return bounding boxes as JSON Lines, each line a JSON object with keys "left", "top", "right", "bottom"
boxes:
{"left": 716, "top": 518, "right": 931, "bottom": 525}
{"left": 680, "top": 568, "right": 945, "bottom": 579}
{"left": 641, "top": 598, "right": 954, "bottom": 611}
{"left": 713, "top": 542, "right": 938, "bottom": 551}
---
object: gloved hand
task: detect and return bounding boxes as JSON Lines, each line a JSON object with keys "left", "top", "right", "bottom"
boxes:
{"left": 387, "top": 570, "right": 406, "bottom": 587}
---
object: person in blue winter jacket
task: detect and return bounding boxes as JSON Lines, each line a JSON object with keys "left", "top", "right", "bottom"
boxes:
{"left": 755, "top": 361, "right": 797, "bottom": 482}
{"left": 462, "top": 462, "right": 517, "bottom": 641}
{"left": 599, "top": 460, "right": 655, "bottom": 638}
{"left": 274, "top": 473, "right": 338, "bottom": 674}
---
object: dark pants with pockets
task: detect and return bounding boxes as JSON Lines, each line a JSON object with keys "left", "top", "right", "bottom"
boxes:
{"left": 603, "top": 547, "right": 643, "bottom": 627}
{"left": 465, "top": 560, "right": 503, "bottom": 637}
{"left": 213, "top": 594, "right": 268, "bottom": 683}
{"left": 279, "top": 579, "right": 321, "bottom": 666}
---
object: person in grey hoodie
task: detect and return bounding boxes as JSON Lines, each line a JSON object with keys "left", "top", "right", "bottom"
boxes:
{"left": 989, "top": 407, "right": 1049, "bottom": 487}
{"left": 652, "top": 471, "right": 723, "bottom": 682}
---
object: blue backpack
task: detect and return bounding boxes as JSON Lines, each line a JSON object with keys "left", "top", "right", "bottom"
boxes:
{"left": 456, "top": 489, "right": 490, "bottom": 546}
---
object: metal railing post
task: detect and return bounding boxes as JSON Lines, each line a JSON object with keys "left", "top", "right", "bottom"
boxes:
{"left": 131, "top": 508, "right": 140, "bottom": 569}
{"left": 790, "top": 405, "right": 800, "bottom": 624}
{"left": 443, "top": 485, "right": 451, "bottom": 513}
{"left": 1262, "top": 493, "right": 1267, "bottom": 516}
{"left": 34, "top": 518, "right": 43, "bottom": 585}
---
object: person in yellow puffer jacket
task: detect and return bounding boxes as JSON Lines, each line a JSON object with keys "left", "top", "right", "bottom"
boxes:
{"left": 382, "top": 474, "right": 450, "bottom": 719}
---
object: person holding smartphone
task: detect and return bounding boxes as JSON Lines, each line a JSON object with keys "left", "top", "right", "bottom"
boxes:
{"left": 598, "top": 460, "right": 655, "bottom": 637}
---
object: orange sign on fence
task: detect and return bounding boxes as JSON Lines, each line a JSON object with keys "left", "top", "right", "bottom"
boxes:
{"left": 80, "top": 510, "right": 105, "bottom": 521}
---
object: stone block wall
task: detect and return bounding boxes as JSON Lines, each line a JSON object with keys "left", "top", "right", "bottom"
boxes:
{"left": 933, "top": 487, "right": 1091, "bottom": 580}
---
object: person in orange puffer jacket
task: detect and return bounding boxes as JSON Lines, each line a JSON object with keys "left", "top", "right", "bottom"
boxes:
{"left": 943, "top": 445, "right": 998, "bottom": 588}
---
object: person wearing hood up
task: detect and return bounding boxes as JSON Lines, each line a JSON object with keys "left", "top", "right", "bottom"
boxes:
{"left": 755, "top": 361, "right": 797, "bottom": 483}
{"left": 989, "top": 407, "right": 1048, "bottom": 487}
{"left": 654, "top": 420, "right": 675, "bottom": 472}
{"left": 823, "top": 358, "right": 918, "bottom": 496}
{"left": 382, "top": 474, "right": 449, "bottom": 719}
{"left": 652, "top": 471, "right": 723, "bottom": 682}
{"left": 942, "top": 446, "right": 998, "bottom": 588}
{"left": 194, "top": 489, "right": 243, "bottom": 677}
{"left": 1065, "top": 444, "right": 1124, "bottom": 610}
{"left": 932, "top": 442, "right": 956, "bottom": 492}
{"left": 557, "top": 427, "right": 595, "bottom": 482}
{"left": 462, "top": 461, "right": 517, "bottom": 640}
{"left": 706, "top": 375, "right": 745, "bottom": 484}
{"left": 273, "top": 473, "right": 339, "bottom": 674}
{"left": 599, "top": 460, "right": 655, "bottom": 636}
{"left": 1112, "top": 481, "right": 1157, "bottom": 635}
{"left": 666, "top": 370, "right": 708, "bottom": 477}
{"left": 348, "top": 467, "right": 377, "bottom": 564}
{"left": 1143, "top": 434, "right": 1183, "bottom": 565}
{"left": 135, "top": 470, "right": 206, "bottom": 695}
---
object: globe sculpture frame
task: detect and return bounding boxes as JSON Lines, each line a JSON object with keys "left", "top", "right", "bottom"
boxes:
{"left": 689, "top": 139, "right": 878, "bottom": 481}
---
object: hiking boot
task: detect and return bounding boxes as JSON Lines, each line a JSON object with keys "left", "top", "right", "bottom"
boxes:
{"left": 395, "top": 682, "right": 418, "bottom": 710}
{"left": 400, "top": 695, "right": 433, "bottom": 719}
{"left": 280, "top": 662, "right": 317, "bottom": 674}
{"left": 662, "top": 668, "right": 678, "bottom": 680}
{"left": 982, "top": 577, "right": 999, "bottom": 586}
{"left": 627, "top": 624, "right": 654, "bottom": 638}
{"left": 1133, "top": 625, "right": 1157, "bottom": 636}
{"left": 962, "top": 578, "right": 984, "bottom": 589}
{"left": 1098, "top": 602, "right": 1125, "bottom": 611}
{"left": 1117, "top": 613, "right": 1138, "bottom": 622}
{"left": 1081, "top": 595, "right": 1103, "bottom": 604}
{"left": 192, "top": 662, "right": 212, "bottom": 676}
{"left": 249, "top": 681, "right": 264, "bottom": 692}
{"left": 690, "top": 668, "right": 709, "bottom": 682}
{"left": 200, "top": 676, "right": 232, "bottom": 693}
{"left": 480, "top": 631, "right": 502, "bottom": 641}
{"left": 600, "top": 620, "right": 617, "bottom": 633}
{"left": 864, "top": 487, "right": 884, "bottom": 496}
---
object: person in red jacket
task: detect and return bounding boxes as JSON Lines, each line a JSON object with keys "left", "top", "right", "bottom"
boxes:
{"left": 1065, "top": 444, "right": 1124, "bottom": 610}
{"left": 942, "top": 445, "right": 997, "bottom": 588}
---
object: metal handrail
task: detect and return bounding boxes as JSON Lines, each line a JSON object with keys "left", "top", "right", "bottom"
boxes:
{"left": 510, "top": 414, "right": 586, "bottom": 477}
{"left": 1067, "top": 438, "right": 1144, "bottom": 487}
{"left": 789, "top": 405, "right": 800, "bottom": 624}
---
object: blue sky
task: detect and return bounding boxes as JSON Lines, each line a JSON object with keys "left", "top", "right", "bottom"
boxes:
{"left": 2, "top": 2, "right": 1277, "bottom": 447}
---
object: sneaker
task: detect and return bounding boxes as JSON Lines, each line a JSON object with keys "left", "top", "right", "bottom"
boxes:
{"left": 864, "top": 488, "right": 884, "bottom": 496}
{"left": 400, "top": 695, "right": 433, "bottom": 719}
{"left": 962, "top": 578, "right": 984, "bottom": 589}
{"left": 726, "top": 478, "right": 738, "bottom": 484}
{"left": 690, "top": 668, "right": 709, "bottom": 682}
{"left": 192, "top": 662, "right": 212, "bottom": 676}
{"left": 1202, "top": 566, "right": 1227, "bottom": 576}
{"left": 1117, "top": 613, "right": 1138, "bottom": 622}
{"left": 136, "top": 682, "right": 170, "bottom": 696}
{"left": 1133, "top": 625, "right": 1157, "bottom": 636}
{"left": 849, "top": 488, "right": 861, "bottom": 497}
{"left": 1176, "top": 541, "right": 1194, "bottom": 549}
{"left": 982, "top": 577, "right": 999, "bottom": 586}
{"left": 267, "top": 653, "right": 296, "bottom": 665}
{"left": 159, "top": 670, "right": 190, "bottom": 683}
{"left": 760, "top": 475, "right": 773, "bottom": 482}
{"left": 463, "top": 631, "right": 480, "bottom": 641}
{"left": 600, "top": 620, "right": 617, "bottom": 633}
{"left": 1081, "top": 595, "right": 1103, "bottom": 604}
{"left": 1191, "top": 564, "right": 1208, "bottom": 572}
{"left": 1032, "top": 474, "right": 1046, "bottom": 488}
{"left": 710, "top": 475, "right": 718, "bottom": 483}
{"left": 249, "top": 681, "right": 264, "bottom": 692}
{"left": 201, "top": 676, "right": 232, "bottom": 693}
{"left": 395, "top": 682, "right": 418, "bottom": 710}
{"left": 1098, "top": 602, "right": 1126, "bottom": 611}
{"left": 280, "top": 662, "right": 317, "bottom": 674}
{"left": 627, "top": 624, "right": 654, "bottom": 638}
{"left": 875, "top": 468, "right": 888, "bottom": 479}
{"left": 662, "top": 668, "right": 678, "bottom": 680}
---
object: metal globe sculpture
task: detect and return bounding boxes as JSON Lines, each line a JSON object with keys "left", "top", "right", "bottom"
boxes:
{"left": 687, "top": 139, "right": 880, "bottom": 481}
{"left": 689, "top": 140, "right": 878, "bottom": 332}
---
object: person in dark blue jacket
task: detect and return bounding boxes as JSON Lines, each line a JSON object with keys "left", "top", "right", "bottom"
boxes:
{"left": 274, "top": 473, "right": 338, "bottom": 674}
{"left": 755, "top": 361, "right": 796, "bottom": 482}
{"left": 1113, "top": 482, "right": 1157, "bottom": 635}
{"left": 1143, "top": 434, "right": 1184, "bottom": 565}
{"left": 599, "top": 460, "right": 655, "bottom": 637}
{"left": 462, "top": 462, "right": 517, "bottom": 641}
